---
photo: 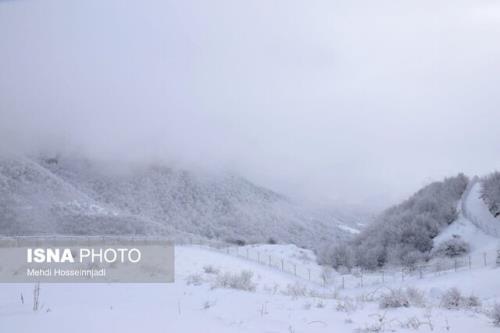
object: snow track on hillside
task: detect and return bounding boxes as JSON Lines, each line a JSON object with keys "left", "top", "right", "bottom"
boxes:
{"left": 462, "top": 178, "right": 500, "bottom": 238}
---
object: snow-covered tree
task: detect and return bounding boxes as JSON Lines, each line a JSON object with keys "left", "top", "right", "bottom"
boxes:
{"left": 481, "top": 172, "right": 500, "bottom": 216}
{"left": 346, "top": 174, "right": 468, "bottom": 269}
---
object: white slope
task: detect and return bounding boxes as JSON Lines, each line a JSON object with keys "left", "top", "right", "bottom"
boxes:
{"left": 337, "top": 224, "right": 361, "bottom": 234}
{"left": 1, "top": 244, "right": 499, "bottom": 333}
{"left": 1, "top": 180, "right": 500, "bottom": 333}
{"left": 462, "top": 179, "right": 500, "bottom": 238}
{"left": 0, "top": 154, "right": 356, "bottom": 250}
{"left": 0, "top": 155, "right": 178, "bottom": 236}
{"left": 434, "top": 216, "right": 499, "bottom": 255}
{"left": 435, "top": 179, "right": 500, "bottom": 254}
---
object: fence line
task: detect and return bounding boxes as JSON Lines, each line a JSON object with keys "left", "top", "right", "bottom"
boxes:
{"left": 194, "top": 243, "right": 500, "bottom": 291}
{"left": 1, "top": 236, "right": 497, "bottom": 290}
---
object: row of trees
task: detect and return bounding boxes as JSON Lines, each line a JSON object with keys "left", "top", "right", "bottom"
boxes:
{"left": 481, "top": 171, "right": 500, "bottom": 217}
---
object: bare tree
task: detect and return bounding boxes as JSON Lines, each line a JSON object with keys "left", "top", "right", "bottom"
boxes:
{"left": 33, "top": 283, "right": 40, "bottom": 312}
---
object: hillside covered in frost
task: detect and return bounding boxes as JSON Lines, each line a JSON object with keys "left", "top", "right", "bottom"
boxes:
{"left": 0, "top": 154, "right": 357, "bottom": 250}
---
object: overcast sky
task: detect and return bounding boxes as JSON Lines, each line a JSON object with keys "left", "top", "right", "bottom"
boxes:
{"left": 1, "top": 0, "right": 500, "bottom": 209}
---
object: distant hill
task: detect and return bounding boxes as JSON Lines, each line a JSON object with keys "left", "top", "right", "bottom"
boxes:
{"left": 324, "top": 174, "right": 470, "bottom": 269}
{"left": 0, "top": 154, "right": 360, "bottom": 251}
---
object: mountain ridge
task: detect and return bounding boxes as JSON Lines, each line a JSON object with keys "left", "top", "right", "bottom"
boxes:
{"left": 0, "top": 154, "right": 358, "bottom": 252}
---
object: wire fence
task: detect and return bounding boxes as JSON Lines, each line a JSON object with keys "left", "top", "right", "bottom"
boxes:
{"left": 197, "top": 243, "right": 500, "bottom": 290}
{"left": 193, "top": 179, "right": 500, "bottom": 290}
{"left": 1, "top": 236, "right": 498, "bottom": 290}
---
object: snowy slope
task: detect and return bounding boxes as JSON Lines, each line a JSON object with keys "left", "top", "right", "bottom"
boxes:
{"left": 0, "top": 155, "right": 182, "bottom": 237}
{"left": 0, "top": 154, "right": 360, "bottom": 251}
{"left": 434, "top": 216, "right": 499, "bottom": 254}
{"left": 462, "top": 179, "right": 500, "bottom": 238}
{"left": 1, "top": 244, "right": 499, "bottom": 333}
{"left": 435, "top": 179, "right": 500, "bottom": 254}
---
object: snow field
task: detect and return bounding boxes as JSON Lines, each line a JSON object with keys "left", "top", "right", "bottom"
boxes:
{"left": 1, "top": 244, "right": 499, "bottom": 333}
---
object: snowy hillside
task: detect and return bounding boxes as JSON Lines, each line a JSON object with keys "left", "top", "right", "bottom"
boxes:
{"left": 1, "top": 166, "right": 500, "bottom": 332}
{"left": 333, "top": 175, "right": 469, "bottom": 269}
{"left": 435, "top": 178, "right": 500, "bottom": 255}
{"left": 0, "top": 155, "right": 180, "bottom": 237}
{"left": 0, "top": 154, "right": 357, "bottom": 250}
{"left": 1, "top": 244, "right": 499, "bottom": 333}
{"left": 462, "top": 179, "right": 500, "bottom": 238}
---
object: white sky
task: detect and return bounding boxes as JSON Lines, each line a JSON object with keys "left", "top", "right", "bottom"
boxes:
{"left": 1, "top": 0, "right": 500, "bottom": 209}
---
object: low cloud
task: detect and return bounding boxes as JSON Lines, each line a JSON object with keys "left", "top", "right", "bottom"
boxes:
{"left": 1, "top": 0, "right": 500, "bottom": 209}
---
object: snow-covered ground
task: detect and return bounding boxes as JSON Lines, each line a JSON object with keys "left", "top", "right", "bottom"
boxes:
{"left": 337, "top": 224, "right": 361, "bottom": 234}
{"left": 1, "top": 244, "right": 499, "bottom": 333}
{"left": 1, "top": 181, "right": 499, "bottom": 332}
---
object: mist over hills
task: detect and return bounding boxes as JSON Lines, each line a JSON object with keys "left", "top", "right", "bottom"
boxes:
{"left": 0, "top": 154, "right": 360, "bottom": 251}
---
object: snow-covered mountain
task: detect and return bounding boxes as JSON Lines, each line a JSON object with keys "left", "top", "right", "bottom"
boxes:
{"left": 435, "top": 177, "right": 500, "bottom": 253}
{"left": 0, "top": 154, "right": 358, "bottom": 250}
{"left": 329, "top": 173, "right": 500, "bottom": 270}
{"left": 0, "top": 155, "right": 171, "bottom": 237}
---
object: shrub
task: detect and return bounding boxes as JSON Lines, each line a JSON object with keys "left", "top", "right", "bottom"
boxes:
{"left": 320, "top": 266, "right": 334, "bottom": 286}
{"left": 490, "top": 304, "right": 500, "bottom": 326}
{"left": 440, "top": 288, "right": 462, "bottom": 309}
{"left": 267, "top": 237, "right": 277, "bottom": 245}
{"left": 434, "top": 236, "right": 470, "bottom": 258}
{"left": 336, "top": 297, "right": 358, "bottom": 312}
{"left": 283, "top": 282, "right": 308, "bottom": 298}
{"left": 378, "top": 288, "right": 426, "bottom": 309}
{"left": 440, "top": 288, "right": 481, "bottom": 309}
{"left": 354, "top": 242, "right": 386, "bottom": 270}
{"left": 226, "top": 239, "right": 246, "bottom": 246}
{"left": 399, "top": 249, "right": 426, "bottom": 270}
{"left": 203, "top": 265, "right": 220, "bottom": 274}
{"left": 406, "top": 287, "right": 426, "bottom": 307}
{"left": 379, "top": 289, "right": 410, "bottom": 309}
{"left": 336, "top": 265, "right": 351, "bottom": 275}
{"left": 315, "top": 300, "right": 325, "bottom": 308}
{"left": 463, "top": 295, "right": 481, "bottom": 308}
{"left": 327, "top": 243, "right": 354, "bottom": 270}
{"left": 213, "top": 270, "right": 256, "bottom": 292}
{"left": 202, "top": 300, "right": 215, "bottom": 310}
{"left": 186, "top": 273, "right": 203, "bottom": 286}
